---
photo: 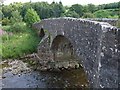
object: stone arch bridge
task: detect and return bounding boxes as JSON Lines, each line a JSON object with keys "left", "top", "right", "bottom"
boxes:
{"left": 33, "top": 18, "right": 119, "bottom": 88}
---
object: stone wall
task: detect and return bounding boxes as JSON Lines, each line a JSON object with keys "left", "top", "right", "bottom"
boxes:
{"left": 98, "top": 26, "right": 119, "bottom": 88}
{"left": 33, "top": 17, "right": 119, "bottom": 88}
{"left": 87, "top": 18, "right": 118, "bottom": 26}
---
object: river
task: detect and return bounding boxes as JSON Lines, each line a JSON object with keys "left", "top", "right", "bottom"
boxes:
{"left": 1, "top": 60, "right": 89, "bottom": 88}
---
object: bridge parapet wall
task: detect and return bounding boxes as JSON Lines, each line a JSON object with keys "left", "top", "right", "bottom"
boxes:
{"left": 87, "top": 18, "right": 118, "bottom": 26}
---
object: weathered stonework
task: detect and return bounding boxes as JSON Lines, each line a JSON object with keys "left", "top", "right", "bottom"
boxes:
{"left": 87, "top": 18, "right": 118, "bottom": 26}
{"left": 33, "top": 17, "right": 119, "bottom": 88}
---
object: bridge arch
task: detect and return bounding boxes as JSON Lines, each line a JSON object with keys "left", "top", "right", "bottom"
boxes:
{"left": 51, "top": 35, "right": 74, "bottom": 61}
{"left": 50, "top": 34, "right": 89, "bottom": 83}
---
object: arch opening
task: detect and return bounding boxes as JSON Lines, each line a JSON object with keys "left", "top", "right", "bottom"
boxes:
{"left": 51, "top": 35, "right": 75, "bottom": 62}
{"left": 39, "top": 28, "right": 45, "bottom": 38}
{"left": 50, "top": 35, "right": 87, "bottom": 71}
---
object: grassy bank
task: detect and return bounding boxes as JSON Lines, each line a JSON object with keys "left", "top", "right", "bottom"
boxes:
{"left": 1, "top": 24, "right": 40, "bottom": 59}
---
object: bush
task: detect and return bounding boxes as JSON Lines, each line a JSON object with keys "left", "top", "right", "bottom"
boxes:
{"left": 2, "top": 28, "right": 40, "bottom": 59}
{"left": 9, "top": 22, "right": 27, "bottom": 33}
{"left": 1, "top": 26, "right": 11, "bottom": 32}
{"left": 10, "top": 10, "right": 23, "bottom": 25}
{"left": 2, "top": 34, "right": 9, "bottom": 42}
{"left": 2, "top": 17, "right": 10, "bottom": 26}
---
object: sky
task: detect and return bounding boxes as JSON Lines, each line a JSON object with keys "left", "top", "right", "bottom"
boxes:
{"left": 3, "top": 0, "right": 120, "bottom": 6}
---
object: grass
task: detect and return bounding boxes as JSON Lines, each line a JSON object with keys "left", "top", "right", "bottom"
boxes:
{"left": 1, "top": 24, "right": 40, "bottom": 59}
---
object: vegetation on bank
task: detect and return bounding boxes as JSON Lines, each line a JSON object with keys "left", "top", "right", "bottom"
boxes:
{"left": 1, "top": 7, "right": 40, "bottom": 59}
{"left": 1, "top": 24, "right": 40, "bottom": 59}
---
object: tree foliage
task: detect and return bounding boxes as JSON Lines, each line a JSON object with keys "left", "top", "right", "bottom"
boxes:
{"left": 83, "top": 13, "right": 95, "bottom": 18}
{"left": 2, "top": 17, "right": 10, "bottom": 25}
{"left": 87, "top": 4, "right": 97, "bottom": 13}
{"left": 10, "top": 10, "right": 23, "bottom": 24}
{"left": 69, "top": 4, "right": 83, "bottom": 17}
{"left": 62, "top": 10, "right": 79, "bottom": 18}
{"left": 1, "top": 1, "right": 119, "bottom": 26}
{"left": 33, "top": 2, "right": 53, "bottom": 19}
{"left": 25, "top": 8, "right": 40, "bottom": 26}
{"left": 94, "top": 10, "right": 111, "bottom": 18}
{"left": 50, "top": 1, "right": 65, "bottom": 18}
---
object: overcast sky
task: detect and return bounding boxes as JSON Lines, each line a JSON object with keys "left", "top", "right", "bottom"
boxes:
{"left": 3, "top": 0, "right": 120, "bottom": 6}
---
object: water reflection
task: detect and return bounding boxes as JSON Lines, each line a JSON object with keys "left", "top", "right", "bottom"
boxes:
{"left": 42, "top": 69, "right": 89, "bottom": 88}
{"left": 2, "top": 68, "right": 89, "bottom": 88}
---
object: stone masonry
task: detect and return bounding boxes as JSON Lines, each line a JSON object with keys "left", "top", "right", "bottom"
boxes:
{"left": 33, "top": 17, "right": 119, "bottom": 88}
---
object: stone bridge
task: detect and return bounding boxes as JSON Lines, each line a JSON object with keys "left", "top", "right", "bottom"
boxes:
{"left": 33, "top": 17, "right": 119, "bottom": 88}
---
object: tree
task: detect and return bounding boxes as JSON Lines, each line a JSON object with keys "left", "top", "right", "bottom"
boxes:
{"left": 97, "top": 2, "right": 119, "bottom": 10}
{"left": 87, "top": 4, "right": 97, "bottom": 13}
{"left": 69, "top": 4, "right": 83, "bottom": 17}
{"left": 83, "top": 5, "right": 89, "bottom": 13}
{"left": 2, "top": 2, "right": 23, "bottom": 19}
{"left": 104, "top": 2, "right": 119, "bottom": 9}
{"left": 118, "top": 1, "right": 120, "bottom": 18}
{"left": 83, "top": 13, "right": 95, "bottom": 18}
{"left": 33, "top": 2, "right": 53, "bottom": 19}
{"left": 21, "top": 2, "right": 32, "bottom": 20}
{"left": 25, "top": 8, "right": 40, "bottom": 26}
{"left": 117, "top": 1, "right": 120, "bottom": 28}
{"left": 10, "top": 10, "right": 23, "bottom": 24}
{"left": 50, "top": 1, "right": 65, "bottom": 17}
{"left": 62, "top": 10, "right": 79, "bottom": 18}
{"left": 94, "top": 10, "right": 111, "bottom": 18}
{"left": 2, "top": 4, "right": 13, "bottom": 19}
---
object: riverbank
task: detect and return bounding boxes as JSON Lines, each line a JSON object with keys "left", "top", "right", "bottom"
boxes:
{"left": 1, "top": 58, "right": 89, "bottom": 88}
{"left": 1, "top": 53, "right": 83, "bottom": 74}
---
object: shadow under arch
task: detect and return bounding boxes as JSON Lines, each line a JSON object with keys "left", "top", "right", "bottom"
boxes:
{"left": 51, "top": 35, "right": 74, "bottom": 61}
{"left": 50, "top": 35, "right": 89, "bottom": 86}
{"left": 39, "top": 28, "right": 45, "bottom": 39}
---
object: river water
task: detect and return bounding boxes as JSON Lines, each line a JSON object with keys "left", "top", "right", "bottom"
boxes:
{"left": 1, "top": 60, "right": 89, "bottom": 88}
